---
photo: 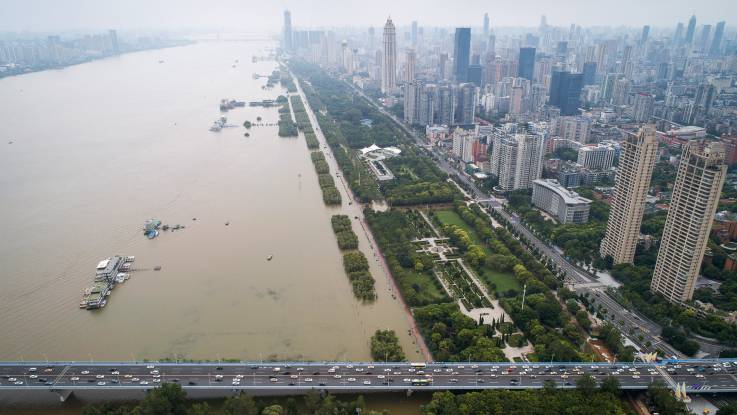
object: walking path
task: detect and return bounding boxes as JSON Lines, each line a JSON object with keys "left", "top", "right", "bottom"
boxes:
{"left": 291, "top": 73, "right": 433, "bottom": 362}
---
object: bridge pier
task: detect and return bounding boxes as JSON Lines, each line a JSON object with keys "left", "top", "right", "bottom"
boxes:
{"left": 406, "top": 389, "right": 413, "bottom": 397}
{"left": 54, "top": 389, "right": 73, "bottom": 403}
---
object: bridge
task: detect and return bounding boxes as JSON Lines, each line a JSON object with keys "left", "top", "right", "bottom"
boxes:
{"left": 1, "top": 359, "right": 737, "bottom": 401}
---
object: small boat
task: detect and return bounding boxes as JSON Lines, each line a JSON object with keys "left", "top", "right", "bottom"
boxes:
{"left": 153, "top": 266, "right": 162, "bottom": 271}
{"left": 267, "top": 254, "right": 274, "bottom": 261}
{"left": 225, "top": 221, "right": 230, "bottom": 226}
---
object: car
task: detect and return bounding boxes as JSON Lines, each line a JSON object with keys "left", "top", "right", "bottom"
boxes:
{"left": 290, "top": 375, "right": 298, "bottom": 379}
{"left": 297, "top": 367, "right": 304, "bottom": 371}
{"left": 471, "top": 365, "right": 478, "bottom": 369}
{"left": 71, "top": 377, "right": 80, "bottom": 381}
{"left": 632, "top": 375, "right": 640, "bottom": 379}
{"left": 14, "top": 381, "right": 23, "bottom": 385}
{"left": 111, "top": 380, "right": 119, "bottom": 384}
{"left": 270, "top": 378, "right": 278, "bottom": 382}
{"left": 97, "top": 381, "right": 106, "bottom": 386}
{"left": 29, "top": 375, "right": 38, "bottom": 379}
{"left": 363, "top": 380, "right": 371, "bottom": 385}
{"left": 449, "top": 378, "right": 458, "bottom": 383}
{"left": 695, "top": 374, "right": 704, "bottom": 378}
{"left": 44, "top": 368, "right": 53, "bottom": 373}
{"left": 355, "top": 368, "right": 363, "bottom": 372}
{"left": 215, "top": 375, "right": 223, "bottom": 379}
{"left": 146, "top": 365, "right": 155, "bottom": 369}
{"left": 124, "top": 374, "right": 132, "bottom": 378}
{"left": 28, "top": 368, "right": 37, "bottom": 372}
{"left": 45, "top": 381, "right": 54, "bottom": 386}
{"left": 188, "top": 381, "right": 197, "bottom": 385}
{"left": 394, "top": 372, "right": 402, "bottom": 375}
{"left": 153, "top": 374, "right": 161, "bottom": 378}
{"left": 111, "top": 371, "right": 120, "bottom": 375}
{"left": 151, "top": 370, "right": 159, "bottom": 375}
{"left": 347, "top": 378, "right": 356, "bottom": 382}
{"left": 81, "top": 371, "right": 90, "bottom": 375}
{"left": 489, "top": 374, "right": 497, "bottom": 378}
{"left": 216, "top": 367, "right": 223, "bottom": 371}
{"left": 367, "top": 365, "right": 375, "bottom": 369}
{"left": 433, "top": 369, "right": 441, "bottom": 373}
{"left": 328, "top": 368, "right": 335, "bottom": 373}
{"left": 132, "top": 378, "right": 140, "bottom": 382}
{"left": 96, "top": 375, "right": 105, "bottom": 379}
{"left": 140, "top": 381, "right": 149, "bottom": 385}
{"left": 232, "top": 381, "right": 240, "bottom": 385}
{"left": 377, "top": 375, "right": 385, "bottom": 379}
{"left": 319, "top": 382, "right": 326, "bottom": 386}
{"left": 304, "top": 378, "right": 313, "bottom": 382}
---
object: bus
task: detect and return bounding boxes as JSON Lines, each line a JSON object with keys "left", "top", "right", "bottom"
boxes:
{"left": 411, "top": 378, "right": 431, "bottom": 386}
{"left": 410, "top": 362, "right": 427, "bottom": 369}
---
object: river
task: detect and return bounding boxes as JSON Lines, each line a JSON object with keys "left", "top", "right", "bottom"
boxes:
{"left": 0, "top": 39, "right": 421, "bottom": 364}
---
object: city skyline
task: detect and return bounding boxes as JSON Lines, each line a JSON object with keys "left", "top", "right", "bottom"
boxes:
{"left": 2, "top": 0, "right": 737, "bottom": 32}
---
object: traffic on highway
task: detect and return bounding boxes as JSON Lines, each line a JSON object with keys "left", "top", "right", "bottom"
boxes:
{"left": 1, "top": 361, "right": 737, "bottom": 393}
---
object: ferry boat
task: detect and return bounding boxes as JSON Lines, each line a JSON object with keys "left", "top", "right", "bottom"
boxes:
{"left": 79, "top": 255, "right": 134, "bottom": 310}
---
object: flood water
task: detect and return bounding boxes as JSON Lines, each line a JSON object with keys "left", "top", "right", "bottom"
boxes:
{"left": 0, "top": 40, "right": 421, "bottom": 363}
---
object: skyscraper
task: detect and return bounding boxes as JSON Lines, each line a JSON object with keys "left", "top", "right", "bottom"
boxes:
{"left": 404, "top": 80, "right": 421, "bottom": 124}
{"left": 436, "top": 85, "right": 455, "bottom": 126}
{"left": 640, "top": 25, "right": 650, "bottom": 44}
{"left": 405, "top": 49, "right": 416, "bottom": 83}
{"left": 518, "top": 47, "right": 536, "bottom": 81}
{"left": 455, "top": 83, "right": 476, "bottom": 125}
{"left": 710, "top": 21, "right": 726, "bottom": 55}
{"left": 600, "top": 125, "right": 658, "bottom": 264}
{"left": 483, "top": 13, "right": 490, "bottom": 39}
{"left": 582, "top": 62, "right": 597, "bottom": 85}
{"left": 549, "top": 71, "right": 583, "bottom": 116}
{"left": 685, "top": 15, "right": 697, "bottom": 45}
{"left": 283, "top": 10, "right": 293, "bottom": 51}
{"left": 651, "top": 142, "right": 727, "bottom": 303}
{"left": 381, "top": 17, "right": 397, "bottom": 94}
{"left": 411, "top": 21, "right": 418, "bottom": 46}
{"left": 438, "top": 53, "right": 448, "bottom": 80}
{"left": 453, "top": 28, "right": 471, "bottom": 82}
{"left": 674, "top": 22, "right": 685, "bottom": 46}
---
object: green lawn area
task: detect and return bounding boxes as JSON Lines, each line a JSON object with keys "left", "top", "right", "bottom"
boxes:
{"left": 401, "top": 270, "right": 448, "bottom": 304}
{"left": 435, "top": 210, "right": 488, "bottom": 252}
{"left": 435, "top": 209, "right": 521, "bottom": 296}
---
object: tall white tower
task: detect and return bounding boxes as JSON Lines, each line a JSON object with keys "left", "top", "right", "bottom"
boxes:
{"left": 382, "top": 17, "right": 397, "bottom": 94}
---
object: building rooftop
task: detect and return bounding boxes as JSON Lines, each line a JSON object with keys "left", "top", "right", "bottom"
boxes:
{"left": 533, "top": 179, "right": 592, "bottom": 205}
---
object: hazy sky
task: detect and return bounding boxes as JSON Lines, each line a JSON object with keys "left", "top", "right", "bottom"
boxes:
{"left": 1, "top": 0, "right": 736, "bottom": 33}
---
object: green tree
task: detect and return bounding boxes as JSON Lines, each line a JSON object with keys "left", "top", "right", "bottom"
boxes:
{"left": 138, "top": 383, "right": 187, "bottom": 415}
{"left": 261, "top": 405, "right": 284, "bottom": 415}
{"left": 223, "top": 393, "right": 259, "bottom": 415}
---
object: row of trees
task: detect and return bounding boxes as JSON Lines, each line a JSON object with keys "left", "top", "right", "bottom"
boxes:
{"left": 277, "top": 103, "right": 298, "bottom": 137}
{"left": 421, "top": 377, "right": 628, "bottom": 415}
{"left": 82, "top": 384, "right": 390, "bottom": 415}
{"left": 342, "top": 251, "right": 376, "bottom": 301}
{"left": 310, "top": 152, "right": 341, "bottom": 205}
{"left": 330, "top": 215, "right": 358, "bottom": 250}
{"left": 370, "top": 329, "right": 406, "bottom": 362}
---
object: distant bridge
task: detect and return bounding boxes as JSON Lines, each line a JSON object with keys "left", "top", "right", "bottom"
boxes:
{"left": 1, "top": 359, "right": 737, "bottom": 402}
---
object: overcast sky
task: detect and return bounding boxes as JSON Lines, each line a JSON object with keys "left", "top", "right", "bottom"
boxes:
{"left": 1, "top": 0, "right": 735, "bottom": 33}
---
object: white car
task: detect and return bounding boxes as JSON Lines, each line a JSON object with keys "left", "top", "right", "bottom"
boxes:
{"left": 140, "top": 381, "right": 149, "bottom": 385}
{"left": 153, "top": 379, "right": 161, "bottom": 383}
{"left": 328, "top": 368, "right": 336, "bottom": 373}
{"left": 29, "top": 375, "right": 38, "bottom": 379}
{"left": 111, "top": 371, "right": 120, "bottom": 375}
{"left": 28, "top": 368, "right": 37, "bottom": 372}
{"left": 290, "top": 375, "right": 298, "bottom": 379}
{"left": 132, "top": 378, "right": 140, "bottom": 382}
{"left": 214, "top": 375, "right": 223, "bottom": 379}
{"left": 81, "top": 371, "right": 90, "bottom": 375}
{"left": 367, "top": 365, "right": 375, "bottom": 369}
{"left": 696, "top": 374, "right": 705, "bottom": 379}
{"left": 96, "top": 375, "right": 105, "bottom": 379}
{"left": 124, "top": 374, "right": 132, "bottom": 378}
{"left": 334, "top": 375, "right": 342, "bottom": 379}
{"left": 632, "top": 375, "right": 640, "bottom": 379}
{"left": 146, "top": 365, "right": 155, "bottom": 369}
{"left": 150, "top": 370, "right": 159, "bottom": 375}
{"left": 377, "top": 375, "right": 385, "bottom": 379}
{"left": 14, "top": 381, "right": 23, "bottom": 385}
{"left": 296, "top": 367, "right": 304, "bottom": 371}
{"left": 347, "top": 378, "right": 356, "bottom": 382}
{"left": 97, "top": 381, "right": 106, "bottom": 386}
{"left": 269, "top": 378, "right": 278, "bottom": 382}
{"left": 304, "top": 378, "right": 313, "bottom": 382}
{"left": 363, "top": 380, "right": 371, "bottom": 385}
{"left": 71, "top": 377, "right": 80, "bottom": 381}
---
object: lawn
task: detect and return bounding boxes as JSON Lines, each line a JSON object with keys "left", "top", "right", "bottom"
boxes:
{"left": 400, "top": 270, "right": 449, "bottom": 305}
{"left": 435, "top": 209, "right": 521, "bottom": 296}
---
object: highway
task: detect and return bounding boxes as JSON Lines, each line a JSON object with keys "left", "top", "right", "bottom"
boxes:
{"left": 1, "top": 361, "right": 736, "bottom": 394}
{"left": 343, "top": 80, "right": 689, "bottom": 359}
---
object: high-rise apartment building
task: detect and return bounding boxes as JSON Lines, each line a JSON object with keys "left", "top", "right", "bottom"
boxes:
{"left": 600, "top": 126, "right": 658, "bottom": 264}
{"left": 685, "top": 15, "right": 697, "bottom": 45}
{"left": 381, "top": 17, "right": 397, "bottom": 94}
{"left": 518, "top": 47, "right": 536, "bottom": 81}
{"left": 453, "top": 28, "right": 471, "bottom": 82}
{"left": 436, "top": 85, "right": 455, "bottom": 126}
{"left": 483, "top": 13, "right": 490, "bottom": 39}
{"left": 651, "top": 142, "right": 727, "bottom": 303}
{"left": 632, "top": 92, "right": 655, "bottom": 123}
{"left": 577, "top": 144, "right": 616, "bottom": 170}
{"left": 283, "top": 10, "right": 293, "bottom": 51}
{"left": 490, "top": 129, "right": 545, "bottom": 191}
{"left": 710, "top": 21, "right": 726, "bottom": 56}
